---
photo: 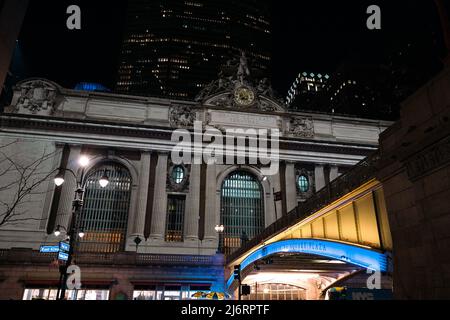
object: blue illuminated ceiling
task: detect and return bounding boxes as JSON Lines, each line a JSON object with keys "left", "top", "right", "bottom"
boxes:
{"left": 226, "top": 239, "right": 389, "bottom": 290}
{"left": 74, "top": 82, "right": 111, "bottom": 92}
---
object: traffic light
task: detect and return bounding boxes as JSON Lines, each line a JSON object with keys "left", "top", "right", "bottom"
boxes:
{"left": 233, "top": 265, "right": 241, "bottom": 281}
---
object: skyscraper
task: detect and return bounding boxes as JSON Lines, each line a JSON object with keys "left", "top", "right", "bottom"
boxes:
{"left": 0, "top": 0, "right": 29, "bottom": 99}
{"left": 116, "top": 0, "right": 271, "bottom": 99}
{"left": 285, "top": 71, "right": 330, "bottom": 110}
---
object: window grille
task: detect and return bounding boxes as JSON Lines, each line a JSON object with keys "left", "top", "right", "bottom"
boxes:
{"left": 78, "top": 162, "right": 132, "bottom": 253}
{"left": 220, "top": 171, "right": 264, "bottom": 255}
{"left": 165, "top": 194, "right": 186, "bottom": 242}
{"left": 171, "top": 165, "right": 185, "bottom": 184}
{"left": 297, "top": 175, "right": 309, "bottom": 192}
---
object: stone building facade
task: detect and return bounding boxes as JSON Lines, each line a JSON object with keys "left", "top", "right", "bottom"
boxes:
{"left": 378, "top": 65, "right": 450, "bottom": 299}
{"left": 0, "top": 64, "right": 391, "bottom": 299}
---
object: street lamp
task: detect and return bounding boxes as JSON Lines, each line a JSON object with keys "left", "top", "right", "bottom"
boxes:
{"left": 52, "top": 155, "right": 108, "bottom": 300}
{"left": 215, "top": 224, "right": 225, "bottom": 254}
{"left": 54, "top": 225, "right": 62, "bottom": 237}
{"left": 78, "top": 229, "right": 85, "bottom": 239}
{"left": 98, "top": 170, "right": 110, "bottom": 188}
{"left": 54, "top": 225, "right": 85, "bottom": 239}
{"left": 78, "top": 155, "right": 90, "bottom": 167}
{"left": 214, "top": 224, "right": 224, "bottom": 233}
{"left": 54, "top": 171, "right": 65, "bottom": 187}
{"left": 53, "top": 225, "right": 68, "bottom": 237}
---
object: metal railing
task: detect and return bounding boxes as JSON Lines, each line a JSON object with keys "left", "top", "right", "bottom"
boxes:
{"left": 0, "top": 249, "right": 224, "bottom": 267}
{"left": 226, "top": 151, "right": 381, "bottom": 264}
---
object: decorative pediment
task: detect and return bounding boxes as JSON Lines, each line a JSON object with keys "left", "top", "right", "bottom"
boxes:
{"left": 195, "top": 52, "right": 285, "bottom": 112}
{"left": 12, "top": 79, "right": 61, "bottom": 116}
{"left": 202, "top": 92, "right": 285, "bottom": 113}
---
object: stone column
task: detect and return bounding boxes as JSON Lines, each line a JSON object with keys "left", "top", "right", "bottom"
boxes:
{"left": 203, "top": 161, "right": 217, "bottom": 243}
{"left": 149, "top": 152, "right": 168, "bottom": 241}
{"left": 265, "top": 175, "right": 277, "bottom": 226}
{"left": 184, "top": 164, "right": 200, "bottom": 242}
{"left": 55, "top": 146, "right": 82, "bottom": 230}
{"left": 132, "top": 151, "right": 151, "bottom": 237}
{"left": 314, "top": 165, "right": 325, "bottom": 192}
{"left": 330, "top": 166, "right": 339, "bottom": 182}
{"left": 272, "top": 172, "right": 282, "bottom": 221}
{"left": 40, "top": 143, "right": 63, "bottom": 230}
{"left": 285, "top": 162, "right": 297, "bottom": 213}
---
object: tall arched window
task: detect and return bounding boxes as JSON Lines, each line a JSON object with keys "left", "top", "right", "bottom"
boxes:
{"left": 220, "top": 171, "right": 264, "bottom": 255}
{"left": 78, "top": 161, "right": 132, "bottom": 253}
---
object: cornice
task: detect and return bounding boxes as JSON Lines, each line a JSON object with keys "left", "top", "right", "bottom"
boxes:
{"left": 0, "top": 113, "right": 376, "bottom": 158}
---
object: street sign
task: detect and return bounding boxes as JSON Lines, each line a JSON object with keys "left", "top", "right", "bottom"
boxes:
{"left": 59, "top": 241, "right": 70, "bottom": 252}
{"left": 39, "top": 245, "right": 60, "bottom": 253}
{"left": 58, "top": 251, "right": 69, "bottom": 261}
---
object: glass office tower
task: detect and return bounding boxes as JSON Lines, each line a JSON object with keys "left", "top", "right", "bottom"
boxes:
{"left": 116, "top": 0, "right": 271, "bottom": 99}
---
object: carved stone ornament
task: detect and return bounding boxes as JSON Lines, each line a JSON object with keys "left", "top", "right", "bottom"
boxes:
{"left": 405, "top": 135, "right": 450, "bottom": 181}
{"left": 168, "top": 105, "right": 196, "bottom": 128}
{"left": 288, "top": 116, "right": 315, "bottom": 138}
{"left": 167, "top": 159, "right": 190, "bottom": 193}
{"left": 259, "top": 99, "right": 277, "bottom": 112}
{"left": 208, "top": 94, "right": 233, "bottom": 108}
{"left": 14, "top": 80, "right": 59, "bottom": 115}
{"left": 295, "top": 167, "right": 315, "bottom": 198}
{"left": 202, "top": 111, "right": 225, "bottom": 132}
{"left": 195, "top": 52, "right": 285, "bottom": 112}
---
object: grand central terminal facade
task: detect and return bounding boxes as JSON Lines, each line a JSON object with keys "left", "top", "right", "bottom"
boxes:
{"left": 0, "top": 59, "right": 391, "bottom": 300}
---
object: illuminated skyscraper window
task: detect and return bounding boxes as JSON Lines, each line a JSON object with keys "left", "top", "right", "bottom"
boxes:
{"left": 116, "top": 0, "right": 271, "bottom": 98}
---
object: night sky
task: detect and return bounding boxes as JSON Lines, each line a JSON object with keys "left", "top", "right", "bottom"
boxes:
{"left": 13, "top": 0, "right": 447, "bottom": 97}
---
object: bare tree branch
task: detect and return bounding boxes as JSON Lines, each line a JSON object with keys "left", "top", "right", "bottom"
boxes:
{"left": 0, "top": 141, "right": 61, "bottom": 228}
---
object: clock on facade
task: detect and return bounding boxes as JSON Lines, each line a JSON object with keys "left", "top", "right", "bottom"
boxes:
{"left": 233, "top": 86, "right": 255, "bottom": 106}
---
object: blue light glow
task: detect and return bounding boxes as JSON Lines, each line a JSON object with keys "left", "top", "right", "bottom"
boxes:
{"left": 74, "top": 82, "right": 110, "bottom": 92}
{"left": 226, "top": 239, "right": 388, "bottom": 290}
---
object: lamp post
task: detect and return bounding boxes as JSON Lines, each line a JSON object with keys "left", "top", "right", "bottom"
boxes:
{"left": 53, "top": 224, "right": 85, "bottom": 299}
{"left": 53, "top": 155, "right": 109, "bottom": 300}
{"left": 215, "top": 224, "right": 225, "bottom": 254}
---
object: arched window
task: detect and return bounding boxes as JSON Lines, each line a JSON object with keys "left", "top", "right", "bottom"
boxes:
{"left": 78, "top": 161, "right": 132, "bottom": 253}
{"left": 220, "top": 171, "right": 264, "bottom": 255}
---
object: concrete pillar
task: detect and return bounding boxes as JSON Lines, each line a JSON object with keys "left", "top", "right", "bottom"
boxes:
{"left": 55, "top": 146, "right": 82, "bottom": 230}
{"left": 330, "top": 166, "right": 339, "bottom": 182}
{"left": 265, "top": 175, "right": 277, "bottom": 226}
{"left": 305, "top": 279, "right": 322, "bottom": 300}
{"left": 132, "top": 151, "right": 151, "bottom": 237}
{"left": 149, "top": 152, "right": 168, "bottom": 240}
{"left": 314, "top": 165, "right": 325, "bottom": 192}
{"left": 203, "top": 161, "right": 217, "bottom": 243}
{"left": 272, "top": 172, "right": 282, "bottom": 221}
{"left": 184, "top": 164, "right": 200, "bottom": 242}
{"left": 39, "top": 143, "right": 63, "bottom": 230}
{"left": 285, "top": 162, "right": 297, "bottom": 213}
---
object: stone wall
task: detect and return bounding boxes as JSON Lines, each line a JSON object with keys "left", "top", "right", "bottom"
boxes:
{"left": 378, "top": 66, "right": 450, "bottom": 299}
